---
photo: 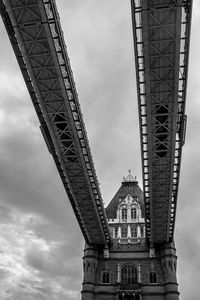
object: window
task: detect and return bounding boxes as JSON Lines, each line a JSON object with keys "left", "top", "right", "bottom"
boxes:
{"left": 119, "top": 294, "right": 140, "bottom": 300}
{"left": 131, "top": 226, "right": 137, "bottom": 238}
{"left": 121, "top": 265, "right": 137, "bottom": 284}
{"left": 122, "top": 208, "right": 127, "bottom": 220}
{"left": 102, "top": 271, "right": 110, "bottom": 284}
{"left": 141, "top": 226, "right": 145, "bottom": 238}
{"left": 119, "top": 292, "right": 142, "bottom": 300}
{"left": 131, "top": 208, "right": 137, "bottom": 219}
{"left": 121, "top": 226, "right": 127, "bottom": 238}
{"left": 114, "top": 227, "right": 118, "bottom": 238}
{"left": 149, "top": 272, "right": 157, "bottom": 283}
{"left": 109, "top": 227, "right": 114, "bottom": 237}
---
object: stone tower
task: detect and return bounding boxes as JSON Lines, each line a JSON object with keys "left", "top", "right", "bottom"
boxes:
{"left": 81, "top": 172, "right": 179, "bottom": 300}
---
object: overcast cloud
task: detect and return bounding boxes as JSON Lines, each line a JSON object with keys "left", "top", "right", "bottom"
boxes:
{"left": 0, "top": 1, "right": 200, "bottom": 299}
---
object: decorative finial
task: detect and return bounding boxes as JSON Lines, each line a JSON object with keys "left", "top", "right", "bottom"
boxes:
{"left": 122, "top": 170, "right": 138, "bottom": 183}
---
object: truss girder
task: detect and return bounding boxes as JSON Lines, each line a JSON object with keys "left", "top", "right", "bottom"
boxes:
{"left": 131, "top": 0, "right": 192, "bottom": 244}
{"left": 1, "top": 0, "right": 110, "bottom": 245}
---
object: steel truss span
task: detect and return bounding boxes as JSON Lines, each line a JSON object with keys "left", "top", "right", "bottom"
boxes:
{"left": 131, "top": 0, "right": 193, "bottom": 244}
{"left": 0, "top": 0, "right": 110, "bottom": 245}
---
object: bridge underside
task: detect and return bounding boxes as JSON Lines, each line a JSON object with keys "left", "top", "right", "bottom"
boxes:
{"left": 0, "top": 0, "right": 110, "bottom": 245}
{"left": 131, "top": 0, "right": 192, "bottom": 244}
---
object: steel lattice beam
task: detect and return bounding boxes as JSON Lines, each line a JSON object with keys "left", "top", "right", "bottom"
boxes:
{"left": 131, "top": 0, "right": 193, "bottom": 244}
{"left": 0, "top": 0, "right": 110, "bottom": 245}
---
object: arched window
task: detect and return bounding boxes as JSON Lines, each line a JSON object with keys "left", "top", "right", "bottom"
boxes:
{"left": 122, "top": 208, "right": 127, "bottom": 220}
{"left": 131, "top": 208, "right": 137, "bottom": 219}
{"left": 121, "top": 226, "right": 127, "bottom": 238}
{"left": 102, "top": 271, "right": 110, "bottom": 284}
{"left": 121, "top": 265, "right": 137, "bottom": 284}
{"left": 131, "top": 226, "right": 137, "bottom": 238}
{"left": 149, "top": 272, "right": 157, "bottom": 283}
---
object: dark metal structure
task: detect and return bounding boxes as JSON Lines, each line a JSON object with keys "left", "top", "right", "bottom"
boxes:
{"left": 0, "top": 0, "right": 193, "bottom": 246}
{"left": 0, "top": 0, "right": 110, "bottom": 246}
{"left": 131, "top": 0, "right": 193, "bottom": 244}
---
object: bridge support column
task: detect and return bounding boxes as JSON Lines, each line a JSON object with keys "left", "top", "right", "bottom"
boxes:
{"left": 81, "top": 243, "right": 99, "bottom": 300}
{"left": 160, "top": 242, "right": 179, "bottom": 300}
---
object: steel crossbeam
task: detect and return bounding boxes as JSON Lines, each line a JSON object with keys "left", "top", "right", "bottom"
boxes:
{"left": 131, "top": 0, "right": 193, "bottom": 244}
{"left": 0, "top": 0, "right": 110, "bottom": 245}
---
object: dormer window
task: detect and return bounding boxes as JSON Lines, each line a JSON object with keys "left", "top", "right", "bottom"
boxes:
{"left": 122, "top": 208, "right": 127, "bottom": 220}
{"left": 131, "top": 207, "right": 137, "bottom": 219}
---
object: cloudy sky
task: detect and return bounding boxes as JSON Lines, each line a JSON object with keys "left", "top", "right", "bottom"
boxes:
{"left": 0, "top": 0, "right": 200, "bottom": 299}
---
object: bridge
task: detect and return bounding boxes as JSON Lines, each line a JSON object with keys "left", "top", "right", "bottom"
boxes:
{"left": 0, "top": 1, "right": 193, "bottom": 299}
{"left": 131, "top": 0, "right": 192, "bottom": 245}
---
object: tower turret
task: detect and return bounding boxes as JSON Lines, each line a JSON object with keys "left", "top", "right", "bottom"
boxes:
{"left": 81, "top": 171, "right": 179, "bottom": 300}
